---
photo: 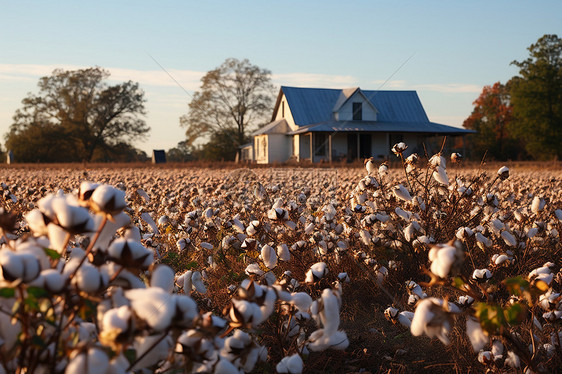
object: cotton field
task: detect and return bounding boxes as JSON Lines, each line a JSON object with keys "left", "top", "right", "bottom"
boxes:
{"left": 0, "top": 153, "right": 561, "bottom": 373}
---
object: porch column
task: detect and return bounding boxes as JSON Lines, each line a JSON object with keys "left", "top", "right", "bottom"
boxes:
{"left": 386, "top": 133, "right": 390, "bottom": 157}
{"left": 328, "top": 134, "right": 332, "bottom": 163}
{"left": 356, "top": 133, "right": 360, "bottom": 160}
{"left": 309, "top": 133, "right": 313, "bottom": 163}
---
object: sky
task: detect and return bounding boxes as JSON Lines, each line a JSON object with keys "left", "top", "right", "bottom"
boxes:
{"left": 1, "top": 1, "right": 561, "bottom": 155}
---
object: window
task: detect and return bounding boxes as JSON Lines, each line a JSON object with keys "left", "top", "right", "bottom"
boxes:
{"left": 314, "top": 133, "right": 326, "bottom": 156}
{"left": 281, "top": 100, "right": 285, "bottom": 117}
{"left": 352, "top": 102, "right": 362, "bottom": 121}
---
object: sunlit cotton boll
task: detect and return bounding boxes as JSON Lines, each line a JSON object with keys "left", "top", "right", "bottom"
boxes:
{"left": 531, "top": 195, "right": 545, "bottom": 213}
{"left": 478, "top": 350, "right": 493, "bottom": 365}
{"left": 365, "top": 157, "right": 376, "bottom": 175}
{"left": 505, "top": 351, "right": 520, "bottom": 369}
{"left": 428, "top": 242, "right": 464, "bottom": 279}
{"left": 466, "top": 317, "right": 488, "bottom": 351}
{"left": 472, "top": 268, "right": 492, "bottom": 282}
{"left": 277, "top": 244, "right": 290, "bottom": 262}
{"left": 131, "top": 334, "right": 173, "bottom": 371}
{"left": 432, "top": 166, "right": 449, "bottom": 186}
{"left": 29, "top": 268, "right": 66, "bottom": 293}
{"left": 501, "top": 230, "right": 517, "bottom": 247}
{"left": 260, "top": 244, "right": 278, "bottom": 269}
{"left": 475, "top": 232, "right": 492, "bottom": 249}
{"left": 65, "top": 347, "right": 109, "bottom": 374}
{"left": 72, "top": 263, "right": 108, "bottom": 293}
{"left": 378, "top": 162, "right": 389, "bottom": 177}
{"left": 305, "top": 262, "right": 328, "bottom": 283}
{"left": 125, "top": 287, "right": 175, "bottom": 331}
{"left": 89, "top": 184, "right": 127, "bottom": 216}
{"left": 393, "top": 184, "right": 412, "bottom": 202}
{"left": 150, "top": 264, "right": 175, "bottom": 293}
{"left": 276, "top": 353, "right": 304, "bottom": 374}
{"left": 107, "top": 239, "right": 153, "bottom": 269}
{"left": 497, "top": 166, "right": 509, "bottom": 180}
{"left": 229, "top": 299, "right": 263, "bottom": 328}
{"left": 391, "top": 142, "right": 408, "bottom": 156}
{"left": 410, "top": 297, "right": 455, "bottom": 345}
{"left": 101, "top": 305, "right": 132, "bottom": 336}
{"left": 191, "top": 271, "right": 207, "bottom": 294}
{"left": 0, "top": 250, "right": 40, "bottom": 283}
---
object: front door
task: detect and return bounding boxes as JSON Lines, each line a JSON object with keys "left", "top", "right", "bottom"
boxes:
{"left": 360, "top": 134, "right": 372, "bottom": 159}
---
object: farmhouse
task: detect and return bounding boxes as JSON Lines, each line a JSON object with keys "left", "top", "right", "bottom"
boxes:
{"left": 248, "top": 86, "right": 474, "bottom": 163}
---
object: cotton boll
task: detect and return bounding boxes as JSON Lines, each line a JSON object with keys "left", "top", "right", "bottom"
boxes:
{"left": 107, "top": 239, "right": 153, "bottom": 269}
{"left": 527, "top": 227, "right": 539, "bottom": 238}
{"left": 291, "top": 292, "right": 313, "bottom": 312}
{"left": 305, "top": 262, "right": 328, "bottom": 283}
{"left": 191, "top": 271, "right": 207, "bottom": 294}
{"left": 531, "top": 196, "right": 545, "bottom": 213}
{"left": 66, "top": 347, "right": 109, "bottom": 374}
{"left": 497, "top": 166, "right": 509, "bottom": 180}
{"left": 410, "top": 298, "right": 455, "bottom": 345}
{"left": 277, "top": 244, "right": 291, "bottom": 262}
{"left": 491, "top": 339, "right": 504, "bottom": 358}
{"left": 501, "top": 231, "right": 517, "bottom": 247}
{"left": 131, "top": 334, "right": 172, "bottom": 371}
{"left": 505, "top": 351, "right": 520, "bottom": 368}
{"left": 73, "top": 264, "right": 107, "bottom": 293}
{"left": 140, "top": 212, "right": 159, "bottom": 234}
{"left": 475, "top": 232, "right": 492, "bottom": 249}
{"left": 276, "top": 353, "right": 304, "bottom": 374}
{"left": 478, "top": 350, "right": 493, "bottom": 365}
{"left": 150, "top": 265, "right": 175, "bottom": 293}
{"left": 229, "top": 299, "right": 262, "bottom": 328}
{"left": 200, "top": 242, "right": 213, "bottom": 250}
{"left": 41, "top": 269, "right": 66, "bottom": 293}
{"left": 125, "top": 288, "right": 175, "bottom": 331}
{"left": 101, "top": 305, "right": 132, "bottom": 334}
{"left": 173, "top": 294, "right": 199, "bottom": 327}
{"left": 90, "top": 184, "right": 127, "bottom": 216}
{"left": 25, "top": 209, "right": 48, "bottom": 236}
{"left": 260, "top": 244, "right": 278, "bottom": 269}
{"left": 472, "top": 269, "right": 492, "bottom": 282}
{"left": 177, "top": 270, "right": 192, "bottom": 294}
{"left": 245, "top": 263, "right": 264, "bottom": 277}
{"left": 318, "top": 288, "right": 340, "bottom": 336}
{"left": 428, "top": 242, "right": 464, "bottom": 278}
{"left": 432, "top": 166, "right": 449, "bottom": 186}
{"left": 393, "top": 184, "right": 412, "bottom": 202}
{"left": 466, "top": 317, "right": 488, "bottom": 352}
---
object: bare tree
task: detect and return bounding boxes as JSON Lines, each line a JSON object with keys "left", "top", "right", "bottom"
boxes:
{"left": 180, "top": 58, "right": 275, "bottom": 157}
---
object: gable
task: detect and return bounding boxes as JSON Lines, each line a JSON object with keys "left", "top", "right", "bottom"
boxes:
{"left": 334, "top": 89, "right": 378, "bottom": 121}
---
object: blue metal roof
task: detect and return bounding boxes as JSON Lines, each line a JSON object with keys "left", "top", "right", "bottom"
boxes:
{"left": 281, "top": 86, "right": 433, "bottom": 125}
{"left": 287, "top": 120, "right": 475, "bottom": 135}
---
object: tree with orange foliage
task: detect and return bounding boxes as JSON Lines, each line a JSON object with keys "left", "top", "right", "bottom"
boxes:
{"left": 462, "top": 82, "right": 521, "bottom": 160}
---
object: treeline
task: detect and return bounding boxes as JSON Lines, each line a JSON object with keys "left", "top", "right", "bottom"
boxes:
{"left": 463, "top": 34, "right": 562, "bottom": 161}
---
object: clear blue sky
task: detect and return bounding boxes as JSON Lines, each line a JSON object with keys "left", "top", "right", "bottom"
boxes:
{"left": 1, "top": 1, "right": 560, "bottom": 154}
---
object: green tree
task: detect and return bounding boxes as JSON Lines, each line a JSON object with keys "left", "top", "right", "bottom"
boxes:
{"left": 462, "top": 82, "right": 520, "bottom": 160}
{"left": 167, "top": 140, "right": 193, "bottom": 162}
{"left": 180, "top": 58, "right": 275, "bottom": 159}
{"left": 5, "top": 67, "right": 149, "bottom": 162}
{"left": 509, "top": 34, "right": 562, "bottom": 160}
